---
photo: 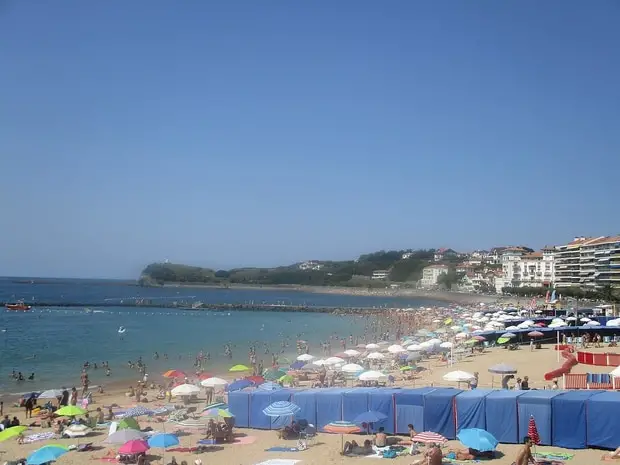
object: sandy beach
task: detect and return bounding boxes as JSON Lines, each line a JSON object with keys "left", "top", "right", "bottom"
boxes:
{"left": 1, "top": 306, "right": 618, "bottom": 465}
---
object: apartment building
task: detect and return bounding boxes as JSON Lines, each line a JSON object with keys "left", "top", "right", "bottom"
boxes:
{"left": 420, "top": 264, "right": 448, "bottom": 287}
{"left": 555, "top": 236, "right": 620, "bottom": 288}
{"left": 500, "top": 247, "right": 555, "bottom": 288}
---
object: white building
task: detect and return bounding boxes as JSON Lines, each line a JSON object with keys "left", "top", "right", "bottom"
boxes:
{"left": 371, "top": 270, "right": 390, "bottom": 280}
{"left": 500, "top": 247, "right": 555, "bottom": 289}
{"left": 298, "top": 261, "right": 323, "bottom": 271}
{"left": 555, "top": 236, "right": 620, "bottom": 289}
{"left": 420, "top": 264, "right": 449, "bottom": 287}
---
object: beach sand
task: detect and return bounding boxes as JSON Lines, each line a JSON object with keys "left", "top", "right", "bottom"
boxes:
{"left": 1, "top": 341, "right": 617, "bottom": 465}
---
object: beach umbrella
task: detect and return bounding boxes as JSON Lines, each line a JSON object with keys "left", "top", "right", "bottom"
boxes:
{"left": 585, "top": 321, "right": 601, "bottom": 326}
{"left": 0, "top": 426, "right": 28, "bottom": 441}
{"left": 229, "top": 364, "right": 250, "bottom": 372}
{"left": 344, "top": 349, "right": 360, "bottom": 357}
{"left": 197, "top": 372, "right": 213, "bottom": 380}
{"left": 201, "top": 377, "right": 228, "bottom": 388}
{"left": 406, "top": 353, "right": 422, "bottom": 362}
{"left": 497, "top": 337, "right": 511, "bottom": 345}
{"left": 457, "top": 428, "right": 498, "bottom": 452}
{"left": 201, "top": 408, "right": 234, "bottom": 418}
{"left": 104, "top": 429, "right": 145, "bottom": 444}
{"left": 472, "top": 335, "right": 486, "bottom": 341}
{"left": 56, "top": 405, "right": 87, "bottom": 417}
{"left": 173, "top": 419, "right": 209, "bottom": 429}
{"left": 366, "top": 352, "right": 385, "bottom": 360}
{"left": 246, "top": 375, "right": 264, "bottom": 384}
{"left": 312, "top": 359, "right": 327, "bottom": 366}
{"left": 488, "top": 363, "right": 517, "bottom": 374}
{"left": 117, "top": 417, "right": 140, "bottom": 431}
{"left": 528, "top": 416, "right": 540, "bottom": 445}
{"left": 439, "top": 342, "right": 453, "bottom": 349}
{"left": 171, "top": 383, "right": 201, "bottom": 396}
{"left": 262, "top": 401, "right": 301, "bottom": 417}
{"left": 324, "top": 421, "right": 362, "bottom": 448}
{"left": 278, "top": 374, "right": 295, "bottom": 384}
{"left": 148, "top": 433, "right": 179, "bottom": 449}
{"left": 258, "top": 381, "right": 282, "bottom": 391}
{"left": 501, "top": 332, "right": 516, "bottom": 339}
{"left": 290, "top": 361, "right": 305, "bottom": 370}
{"left": 528, "top": 331, "right": 544, "bottom": 338}
{"left": 38, "top": 389, "right": 63, "bottom": 399}
{"left": 358, "top": 370, "right": 387, "bottom": 381}
{"left": 162, "top": 370, "right": 185, "bottom": 378}
{"left": 123, "top": 406, "right": 154, "bottom": 418}
{"left": 26, "top": 445, "right": 69, "bottom": 465}
{"left": 325, "top": 356, "right": 345, "bottom": 365}
{"left": 407, "top": 344, "right": 422, "bottom": 351}
{"left": 340, "top": 363, "right": 364, "bottom": 374}
{"left": 296, "top": 354, "right": 314, "bottom": 361}
{"left": 300, "top": 363, "right": 321, "bottom": 372}
{"left": 387, "top": 344, "right": 406, "bottom": 354}
{"left": 400, "top": 365, "right": 415, "bottom": 372}
{"left": 455, "top": 332, "right": 468, "bottom": 339}
{"left": 365, "top": 343, "right": 380, "bottom": 350}
{"left": 443, "top": 371, "right": 475, "bottom": 383}
{"left": 412, "top": 431, "right": 448, "bottom": 444}
{"left": 64, "top": 424, "right": 91, "bottom": 438}
{"left": 263, "top": 368, "right": 287, "bottom": 381}
{"left": 226, "top": 379, "right": 253, "bottom": 392}
{"left": 119, "top": 439, "right": 150, "bottom": 454}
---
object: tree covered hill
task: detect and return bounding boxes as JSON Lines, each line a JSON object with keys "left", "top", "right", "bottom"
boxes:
{"left": 140, "top": 249, "right": 437, "bottom": 286}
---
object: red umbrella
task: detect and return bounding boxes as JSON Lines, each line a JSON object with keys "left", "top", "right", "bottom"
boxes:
{"left": 198, "top": 373, "right": 213, "bottom": 380}
{"left": 535, "top": 323, "right": 546, "bottom": 327}
{"left": 119, "top": 439, "right": 150, "bottom": 454}
{"left": 473, "top": 335, "right": 486, "bottom": 341}
{"left": 162, "top": 370, "right": 185, "bottom": 378}
{"left": 245, "top": 375, "right": 264, "bottom": 384}
{"left": 528, "top": 416, "right": 540, "bottom": 445}
{"left": 412, "top": 431, "right": 448, "bottom": 444}
{"left": 528, "top": 331, "right": 544, "bottom": 338}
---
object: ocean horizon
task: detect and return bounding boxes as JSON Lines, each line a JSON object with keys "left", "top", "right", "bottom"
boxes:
{"left": 0, "top": 278, "right": 446, "bottom": 395}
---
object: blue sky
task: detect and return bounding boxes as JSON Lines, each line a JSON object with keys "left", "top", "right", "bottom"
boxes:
{"left": 1, "top": 1, "right": 619, "bottom": 278}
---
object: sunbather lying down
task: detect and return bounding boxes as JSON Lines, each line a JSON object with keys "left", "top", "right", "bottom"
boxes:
{"left": 448, "top": 447, "right": 495, "bottom": 460}
{"left": 603, "top": 446, "right": 620, "bottom": 460}
{"left": 342, "top": 440, "right": 374, "bottom": 456}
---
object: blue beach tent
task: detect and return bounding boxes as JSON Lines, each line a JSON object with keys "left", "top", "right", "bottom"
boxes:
{"left": 455, "top": 389, "right": 494, "bottom": 431}
{"left": 228, "top": 390, "right": 250, "bottom": 427}
{"left": 587, "top": 391, "right": 620, "bottom": 449}
{"left": 369, "top": 388, "right": 399, "bottom": 434}
{"left": 315, "top": 388, "right": 348, "bottom": 428}
{"left": 552, "top": 390, "right": 604, "bottom": 449}
{"left": 517, "top": 390, "right": 563, "bottom": 446}
{"left": 423, "top": 388, "right": 462, "bottom": 439}
{"left": 291, "top": 389, "right": 317, "bottom": 426}
{"left": 485, "top": 390, "right": 525, "bottom": 444}
{"left": 342, "top": 388, "right": 374, "bottom": 423}
{"left": 394, "top": 387, "right": 436, "bottom": 434}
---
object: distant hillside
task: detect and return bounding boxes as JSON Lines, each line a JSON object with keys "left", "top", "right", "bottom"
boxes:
{"left": 140, "top": 249, "right": 437, "bottom": 287}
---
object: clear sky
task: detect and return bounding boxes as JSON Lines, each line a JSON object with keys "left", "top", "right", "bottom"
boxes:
{"left": 1, "top": 1, "right": 619, "bottom": 278}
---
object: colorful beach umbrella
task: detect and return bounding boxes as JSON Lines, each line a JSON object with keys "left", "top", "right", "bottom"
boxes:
{"left": 226, "top": 379, "right": 253, "bottom": 392}
{"left": 262, "top": 401, "right": 301, "bottom": 417}
{"left": 148, "top": 433, "right": 180, "bottom": 448}
{"left": 201, "top": 408, "right": 234, "bottom": 418}
{"left": 457, "top": 428, "right": 498, "bottom": 452}
{"left": 528, "top": 331, "right": 544, "bottom": 338}
{"left": 123, "top": 406, "right": 154, "bottom": 418}
{"left": 229, "top": 364, "right": 250, "bottom": 372}
{"left": 528, "top": 416, "right": 540, "bottom": 445}
{"left": 278, "top": 374, "right": 294, "bottom": 384}
{"left": 0, "top": 426, "right": 28, "bottom": 441}
{"left": 117, "top": 417, "right": 140, "bottom": 431}
{"left": 162, "top": 370, "right": 185, "bottom": 378}
{"left": 56, "top": 405, "right": 87, "bottom": 417}
{"left": 245, "top": 375, "right": 265, "bottom": 384}
{"left": 263, "top": 368, "right": 287, "bottom": 381}
{"left": 118, "top": 439, "right": 150, "bottom": 454}
{"left": 27, "top": 445, "right": 69, "bottom": 465}
{"left": 104, "top": 429, "right": 145, "bottom": 444}
{"left": 412, "top": 431, "right": 448, "bottom": 444}
{"left": 323, "top": 421, "right": 361, "bottom": 434}
{"left": 257, "top": 381, "right": 282, "bottom": 391}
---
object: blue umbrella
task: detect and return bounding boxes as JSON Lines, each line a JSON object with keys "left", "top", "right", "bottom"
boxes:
{"left": 257, "top": 381, "right": 282, "bottom": 391}
{"left": 262, "top": 401, "right": 301, "bottom": 417}
{"left": 27, "top": 445, "right": 69, "bottom": 465}
{"left": 353, "top": 411, "right": 388, "bottom": 424}
{"left": 123, "top": 406, "right": 154, "bottom": 417}
{"left": 226, "top": 379, "right": 253, "bottom": 392}
{"left": 488, "top": 363, "right": 517, "bottom": 374}
{"left": 457, "top": 428, "right": 498, "bottom": 452}
{"left": 290, "top": 361, "right": 305, "bottom": 370}
{"left": 148, "top": 433, "right": 180, "bottom": 448}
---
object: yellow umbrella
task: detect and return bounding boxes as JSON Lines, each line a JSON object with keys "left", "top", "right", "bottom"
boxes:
{"left": 56, "top": 405, "right": 87, "bottom": 416}
{"left": 229, "top": 364, "right": 250, "bottom": 372}
{"left": 0, "top": 426, "right": 28, "bottom": 441}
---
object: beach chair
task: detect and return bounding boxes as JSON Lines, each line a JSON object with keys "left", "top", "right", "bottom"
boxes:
{"left": 299, "top": 423, "right": 317, "bottom": 448}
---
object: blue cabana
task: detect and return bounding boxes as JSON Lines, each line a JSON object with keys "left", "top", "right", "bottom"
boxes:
{"left": 342, "top": 388, "right": 373, "bottom": 423}
{"left": 485, "top": 390, "right": 525, "bottom": 444}
{"left": 228, "top": 390, "right": 250, "bottom": 427}
{"left": 394, "top": 387, "right": 436, "bottom": 434}
{"left": 455, "top": 389, "right": 494, "bottom": 431}
{"left": 587, "top": 391, "right": 620, "bottom": 449}
{"left": 517, "top": 390, "right": 563, "bottom": 445}
{"left": 291, "top": 390, "right": 317, "bottom": 426}
{"left": 369, "top": 388, "right": 398, "bottom": 434}
{"left": 552, "top": 390, "right": 604, "bottom": 449}
{"left": 423, "top": 388, "right": 462, "bottom": 439}
{"left": 248, "top": 390, "right": 274, "bottom": 429}
{"left": 315, "top": 388, "right": 347, "bottom": 428}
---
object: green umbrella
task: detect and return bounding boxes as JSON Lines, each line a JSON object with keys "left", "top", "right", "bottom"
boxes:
{"left": 0, "top": 426, "right": 28, "bottom": 442}
{"left": 229, "top": 364, "right": 250, "bottom": 372}
{"left": 400, "top": 366, "right": 415, "bottom": 372}
{"left": 278, "top": 374, "right": 294, "bottom": 384}
{"left": 263, "top": 368, "right": 287, "bottom": 381}
{"left": 56, "top": 405, "right": 87, "bottom": 417}
{"left": 497, "top": 337, "right": 510, "bottom": 345}
{"left": 118, "top": 417, "right": 140, "bottom": 430}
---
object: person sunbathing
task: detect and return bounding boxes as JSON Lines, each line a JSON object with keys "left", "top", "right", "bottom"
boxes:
{"left": 449, "top": 447, "right": 494, "bottom": 460}
{"left": 278, "top": 421, "right": 301, "bottom": 439}
{"left": 342, "top": 439, "right": 373, "bottom": 456}
{"left": 602, "top": 446, "right": 620, "bottom": 460}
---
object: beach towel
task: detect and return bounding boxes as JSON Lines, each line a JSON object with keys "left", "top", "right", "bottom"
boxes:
{"left": 167, "top": 447, "right": 198, "bottom": 453}
{"left": 233, "top": 435, "right": 257, "bottom": 445}
{"left": 535, "top": 451, "right": 574, "bottom": 461}
{"left": 255, "top": 460, "right": 301, "bottom": 465}
{"left": 24, "top": 432, "right": 56, "bottom": 443}
{"left": 265, "top": 446, "right": 301, "bottom": 452}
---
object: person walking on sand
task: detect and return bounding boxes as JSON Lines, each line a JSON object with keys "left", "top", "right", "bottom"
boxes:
{"left": 70, "top": 387, "right": 78, "bottom": 406}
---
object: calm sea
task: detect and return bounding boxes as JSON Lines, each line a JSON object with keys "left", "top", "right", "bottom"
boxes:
{"left": 0, "top": 278, "right": 444, "bottom": 394}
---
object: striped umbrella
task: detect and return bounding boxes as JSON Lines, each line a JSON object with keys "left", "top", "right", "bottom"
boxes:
{"left": 323, "top": 421, "right": 362, "bottom": 434}
{"left": 201, "top": 408, "right": 234, "bottom": 418}
{"left": 123, "top": 406, "right": 154, "bottom": 418}
{"left": 262, "top": 401, "right": 301, "bottom": 417}
{"left": 412, "top": 431, "right": 448, "bottom": 444}
{"left": 528, "top": 416, "right": 540, "bottom": 445}
{"left": 257, "top": 381, "right": 282, "bottom": 391}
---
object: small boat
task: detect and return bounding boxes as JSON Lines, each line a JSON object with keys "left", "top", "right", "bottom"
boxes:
{"left": 5, "top": 301, "right": 31, "bottom": 311}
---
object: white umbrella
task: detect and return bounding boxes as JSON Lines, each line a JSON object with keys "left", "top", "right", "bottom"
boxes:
{"left": 585, "top": 321, "right": 601, "bottom": 326}
{"left": 344, "top": 349, "right": 360, "bottom": 357}
{"left": 171, "top": 384, "right": 201, "bottom": 396}
{"left": 201, "top": 377, "right": 228, "bottom": 388}
{"left": 455, "top": 332, "right": 468, "bottom": 339}
{"left": 387, "top": 344, "right": 406, "bottom": 354}
{"left": 313, "top": 359, "right": 327, "bottom": 366}
{"left": 64, "top": 424, "right": 92, "bottom": 438}
{"left": 366, "top": 352, "right": 385, "bottom": 360}
{"left": 359, "top": 370, "right": 387, "bottom": 381}
{"left": 580, "top": 317, "right": 591, "bottom": 322}
{"left": 325, "top": 356, "right": 345, "bottom": 365}
{"left": 340, "top": 363, "right": 364, "bottom": 373}
{"left": 296, "top": 354, "right": 315, "bottom": 361}
{"left": 365, "top": 343, "right": 380, "bottom": 350}
{"left": 607, "top": 319, "right": 620, "bottom": 327}
{"left": 38, "top": 389, "right": 63, "bottom": 399}
{"left": 407, "top": 344, "right": 422, "bottom": 351}
{"left": 566, "top": 316, "right": 577, "bottom": 321}
{"left": 443, "top": 371, "right": 475, "bottom": 382}
{"left": 439, "top": 342, "right": 453, "bottom": 349}
{"left": 427, "top": 338, "right": 441, "bottom": 345}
